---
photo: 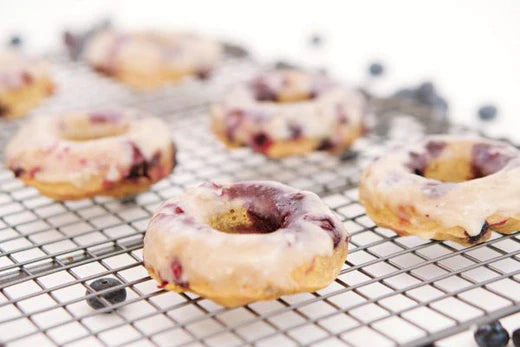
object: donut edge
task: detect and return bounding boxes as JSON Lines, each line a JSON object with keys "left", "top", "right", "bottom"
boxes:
{"left": 210, "top": 112, "right": 363, "bottom": 159}
{"left": 359, "top": 174, "right": 520, "bottom": 246}
{"left": 145, "top": 242, "right": 348, "bottom": 308}
{"left": 0, "top": 76, "right": 54, "bottom": 120}
{"left": 15, "top": 142, "right": 176, "bottom": 201}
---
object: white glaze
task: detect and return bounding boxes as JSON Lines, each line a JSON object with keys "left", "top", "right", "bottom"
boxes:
{"left": 143, "top": 181, "right": 349, "bottom": 291}
{"left": 213, "top": 69, "right": 366, "bottom": 142}
{"left": 0, "top": 50, "right": 51, "bottom": 93}
{"left": 84, "top": 30, "right": 222, "bottom": 76}
{"left": 361, "top": 135, "right": 520, "bottom": 236}
{"left": 5, "top": 108, "right": 172, "bottom": 187}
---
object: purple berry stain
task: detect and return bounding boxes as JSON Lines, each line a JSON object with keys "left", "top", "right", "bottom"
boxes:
{"left": 251, "top": 78, "right": 278, "bottom": 102}
{"left": 170, "top": 259, "right": 189, "bottom": 288}
{"left": 12, "top": 167, "right": 25, "bottom": 177}
{"left": 336, "top": 104, "right": 349, "bottom": 124}
{"left": 304, "top": 215, "right": 341, "bottom": 247}
{"left": 89, "top": 111, "right": 122, "bottom": 123}
{"left": 289, "top": 124, "right": 303, "bottom": 139}
{"left": 471, "top": 143, "right": 512, "bottom": 178}
{"left": 316, "top": 139, "right": 335, "bottom": 151}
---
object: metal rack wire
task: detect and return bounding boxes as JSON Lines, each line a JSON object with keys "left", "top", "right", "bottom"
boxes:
{"left": 0, "top": 54, "right": 519, "bottom": 347}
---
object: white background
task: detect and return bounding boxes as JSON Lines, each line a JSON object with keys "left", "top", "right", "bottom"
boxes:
{"left": 0, "top": 1, "right": 519, "bottom": 345}
{"left": 1, "top": 0, "right": 520, "bottom": 140}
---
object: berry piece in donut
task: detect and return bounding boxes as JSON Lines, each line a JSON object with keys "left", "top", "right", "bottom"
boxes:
{"left": 143, "top": 181, "right": 349, "bottom": 307}
{"left": 316, "top": 139, "right": 335, "bottom": 151}
{"left": 359, "top": 135, "right": 520, "bottom": 246}
{"left": 5, "top": 108, "right": 175, "bottom": 200}
{"left": 250, "top": 133, "right": 274, "bottom": 153}
{"left": 211, "top": 69, "right": 367, "bottom": 158}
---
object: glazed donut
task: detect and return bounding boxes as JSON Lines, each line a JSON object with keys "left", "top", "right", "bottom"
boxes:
{"left": 359, "top": 135, "right": 520, "bottom": 246}
{"left": 143, "top": 181, "right": 349, "bottom": 307}
{"left": 84, "top": 30, "right": 222, "bottom": 89}
{"left": 5, "top": 108, "right": 175, "bottom": 200}
{"left": 0, "top": 50, "right": 54, "bottom": 119}
{"left": 211, "top": 69, "right": 366, "bottom": 158}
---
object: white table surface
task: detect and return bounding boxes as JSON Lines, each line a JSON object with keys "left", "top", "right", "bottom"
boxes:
{"left": 0, "top": 1, "right": 519, "bottom": 346}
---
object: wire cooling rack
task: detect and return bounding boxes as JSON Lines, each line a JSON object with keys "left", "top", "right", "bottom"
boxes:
{"left": 0, "top": 54, "right": 519, "bottom": 347}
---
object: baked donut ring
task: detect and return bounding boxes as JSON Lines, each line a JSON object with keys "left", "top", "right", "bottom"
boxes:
{"left": 359, "top": 136, "right": 520, "bottom": 246}
{"left": 84, "top": 30, "right": 222, "bottom": 89}
{"left": 143, "top": 181, "right": 349, "bottom": 307}
{"left": 211, "top": 69, "right": 366, "bottom": 158}
{"left": 0, "top": 50, "right": 54, "bottom": 119}
{"left": 5, "top": 108, "right": 175, "bottom": 200}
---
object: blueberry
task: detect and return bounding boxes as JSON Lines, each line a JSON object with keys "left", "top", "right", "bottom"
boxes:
{"left": 86, "top": 278, "right": 127, "bottom": 310}
{"left": 478, "top": 104, "right": 498, "bottom": 121}
{"left": 474, "top": 321, "right": 510, "bottom": 347}
{"left": 309, "top": 33, "right": 323, "bottom": 46}
{"left": 9, "top": 35, "right": 21, "bottom": 47}
{"left": 368, "top": 62, "right": 384, "bottom": 76}
{"left": 513, "top": 328, "right": 520, "bottom": 347}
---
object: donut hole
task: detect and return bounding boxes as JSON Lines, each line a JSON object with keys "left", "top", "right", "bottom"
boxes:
{"left": 58, "top": 112, "right": 130, "bottom": 141}
{"left": 251, "top": 70, "right": 319, "bottom": 103}
{"left": 208, "top": 207, "right": 281, "bottom": 234}
{"left": 421, "top": 157, "right": 478, "bottom": 182}
{"left": 410, "top": 142, "right": 513, "bottom": 182}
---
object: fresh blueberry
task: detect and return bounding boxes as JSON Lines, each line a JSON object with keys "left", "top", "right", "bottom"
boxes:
{"left": 474, "top": 321, "right": 510, "bottom": 347}
{"left": 86, "top": 278, "right": 127, "bottom": 310}
{"left": 9, "top": 35, "right": 22, "bottom": 47}
{"left": 368, "top": 62, "right": 384, "bottom": 77}
{"left": 339, "top": 149, "right": 359, "bottom": 161}
{"left": 513, "top": 328, "right": 520, "bottom": 347}
{"left": 309, "top": 33, "right": 323, "bottom": 46}
{"left": 478, "top": 104, "right": 498, "bottom": 121}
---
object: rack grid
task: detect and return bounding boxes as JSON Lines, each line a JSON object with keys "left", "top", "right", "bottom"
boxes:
{"left": 0, "top": 54, "right": 518, "bottom": 347}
